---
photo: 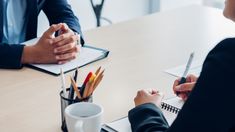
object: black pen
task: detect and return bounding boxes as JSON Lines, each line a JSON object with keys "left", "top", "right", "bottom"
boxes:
{"left": 68, "top": 69, "right": 78, "bottom": 103}
{"left": 176, "top": 52, "right": 194, "bottom": 96}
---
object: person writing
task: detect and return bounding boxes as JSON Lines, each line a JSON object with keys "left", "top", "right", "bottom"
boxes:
{"left": 128, "top": 0, "right": 235, "bottom": 131}
{"left": 0, "top": 0, "right": 84, "bottom": 69}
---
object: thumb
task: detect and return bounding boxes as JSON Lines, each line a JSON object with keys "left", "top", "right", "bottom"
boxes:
{"left": 59, "top": 23, "right": 69, "bottom": 34}
{"left": 44, "top": 23, "right": 63, "bottom": 37}
{"left": 61, "top": 23, "right": 69, "bottom": 31}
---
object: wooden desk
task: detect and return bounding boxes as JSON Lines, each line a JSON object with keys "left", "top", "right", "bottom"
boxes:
{"left": 1, "top": 5, "right": 235, "bottom": 132}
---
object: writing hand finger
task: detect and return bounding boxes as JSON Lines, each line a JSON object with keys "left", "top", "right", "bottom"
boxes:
{"left": 173, "top": 78, "right": 181, "bottom": 93}
{"left": 186, "top": 74, "right": 198, "bottom": 82}
{"left": 175, "top": 82, "right": 196, "bottom": 92}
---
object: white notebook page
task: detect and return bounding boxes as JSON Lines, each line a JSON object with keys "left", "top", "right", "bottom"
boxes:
{"left": 164, "top": 60, "right": 203, "bottom": 77}
{"left": 103, "top": 97, "right": 184, "bottom": 132}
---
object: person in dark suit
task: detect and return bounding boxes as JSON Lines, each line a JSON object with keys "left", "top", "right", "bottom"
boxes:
{"left": 128, "top": 0, "right": 235, "bottom": 131}
{"left": 0, "top": 0, "right": 84, "bottom": 69}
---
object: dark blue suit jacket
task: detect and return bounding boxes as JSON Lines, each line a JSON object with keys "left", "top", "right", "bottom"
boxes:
{"left": 0, "top": 0, "right": 83, "bottom": 69}
{"left": 128, "top": 38, "right": 235, "bottom": 132}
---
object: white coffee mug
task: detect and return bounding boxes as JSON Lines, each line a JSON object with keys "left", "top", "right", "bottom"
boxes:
{"left": 65, "top": 102, "right": 103, "bottom": 132}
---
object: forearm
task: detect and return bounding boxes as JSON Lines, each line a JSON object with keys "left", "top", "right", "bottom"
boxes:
{"left": 128, "top": 103, "right": 169, "bottom": 132}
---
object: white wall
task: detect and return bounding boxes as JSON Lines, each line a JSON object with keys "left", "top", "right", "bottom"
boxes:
{"left": 37, "top": 0, "right": 213, "bottom": 36}
{"left": 203, "top": 0, "right": 224, "bottom": 8}
{"left": 159, "top": 0, "right": 203, "bottom": 11}
{"left": 37, "top": 0, "right": 150, "bottom": 36}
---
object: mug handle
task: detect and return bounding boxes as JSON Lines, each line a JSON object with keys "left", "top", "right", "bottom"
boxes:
{"left": 75, "top": 120, "right": 84, "bottom": 132}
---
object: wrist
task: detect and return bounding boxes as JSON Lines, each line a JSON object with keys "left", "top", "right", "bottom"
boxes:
{"left": 21, "top": 45, "right": 38, "bottom": 64}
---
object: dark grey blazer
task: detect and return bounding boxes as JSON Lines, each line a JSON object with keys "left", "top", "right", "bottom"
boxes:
{"left": 129, "top": 38, "right": 235, "bottom": 132}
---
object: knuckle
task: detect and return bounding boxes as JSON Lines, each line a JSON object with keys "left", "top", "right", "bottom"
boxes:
{"left": 63, "top": 23, "right": 68, "bottom": 27}
{"left": 140, "top": 90, "right": 145, "bottom": 93}
{"left": 70, "top": 36, "right": 76, "bottom": 42}
{"left": 181, "top": 84, "right": 186, "bottom": 89}
{"left": 61, "top": 34, "right": 66, "bottom": 39}
{"left": 48, "top": 40, "right": 53, "bottom": 45}
{"left": 57, "top": 42, "right": 62, "bottom": 46}
{"left": 72, "top": 53, "right": 76, "bottom": 57}
{"left": 68, "top": 44, "right": 73, "bottom": 49}
{"left": 74, "top": 46, "right": 78, "bottom": 52}
{"left": 71, "top": 52, "right": 76, "bottom": 57}
{"left": 59, "top": 55, "right": 64, "bottom": 58}
{"left": 134, "top": 97, "right": 137, "bottom": 101}
{"left": 67, "top": 53, "right": 72, "bottom": 57}
{"left": 51, "top": 24, "right": 56, "bottom": 29}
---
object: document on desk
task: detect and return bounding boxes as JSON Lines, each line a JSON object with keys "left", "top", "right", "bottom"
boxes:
{"left": 102, "top": 117, "right": 131, "bottom": 132}
{"left": 164, "top": 60, "right": 203, "bottom": 77}
{"left": 22, "top": 38, "right": 109, "bottom": 76}
{"left": 101, "top": 97, "right": 184, "bottom": 132}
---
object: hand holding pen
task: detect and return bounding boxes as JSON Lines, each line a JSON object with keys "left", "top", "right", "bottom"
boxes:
{"left": 174, "top": 52, "right": 196, "bottom": 100}
{"left": 173, "top": 74, "right": 198, "bottom": 101}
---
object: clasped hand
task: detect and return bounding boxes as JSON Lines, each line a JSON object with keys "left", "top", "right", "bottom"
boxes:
{"left": 22, "top": 23, "right": 80, "bottom": 64}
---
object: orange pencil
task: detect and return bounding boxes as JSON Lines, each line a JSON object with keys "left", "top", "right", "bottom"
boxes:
{"left": 90, "top": 69, "right": 105, "bottom": 94}
{"left": 95, "top": 66, "right": 101, "bottom": 75}
{"left": 83, "top": 81, "right": 91, "bottom": 98}
{"left": 93, "top": 74, "right": 104, "bottom": 92}
{"left": 70, "top": 76, "right": 82, "bottom": 99}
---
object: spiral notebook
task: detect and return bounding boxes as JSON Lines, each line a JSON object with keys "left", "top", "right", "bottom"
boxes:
{"left": 101, "top": 97, "right": 184, "bottom": 132}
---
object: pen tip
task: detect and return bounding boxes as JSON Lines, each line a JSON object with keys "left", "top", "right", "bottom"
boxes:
{"left": 191, "top": 52, "right": 195, "bottom": 56}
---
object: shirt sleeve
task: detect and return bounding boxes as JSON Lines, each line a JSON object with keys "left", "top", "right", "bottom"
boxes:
{"left": 0, "top": 44, "right": 24, "bottom": 69}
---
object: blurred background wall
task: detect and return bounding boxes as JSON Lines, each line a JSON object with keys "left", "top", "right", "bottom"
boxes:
{"left": 37, "top": 0, "right": 225, "bottom": 36}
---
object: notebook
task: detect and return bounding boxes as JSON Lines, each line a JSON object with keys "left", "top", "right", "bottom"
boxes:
{"left": 101, "top": 97, "right": 184, "bottom": 132}
{"left": 22, "top": 38, "right": 109, "bottom": 76}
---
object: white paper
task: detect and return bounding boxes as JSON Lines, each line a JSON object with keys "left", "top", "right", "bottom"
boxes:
{"left": 22, "top": 38, "right": 106, "bottom": 75}
{"left": 164, "top": 60, "right": 203, "bottom": 77}
{"left": 104, "top": 117, "right": 131, "bottom": 132}
{"left": 103, "top": 97, "right": 184, "bottom": 132}
{"left": 161, "top": 97, "right": 184, "bottom": 125}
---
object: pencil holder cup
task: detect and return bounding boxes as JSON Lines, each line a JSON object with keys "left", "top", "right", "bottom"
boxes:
{"left": 60, "top": 87, "right": 93, "bottom": 132}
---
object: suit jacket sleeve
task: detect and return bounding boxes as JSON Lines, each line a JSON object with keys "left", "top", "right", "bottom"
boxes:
{"left": 128, "top": 103, "right": 169, "bottom": 132}
{"left": 0, "top": 44, "right": 24, "bottom": 69}
{"left": 128, "top": 38, "right": 235, "bottom": 132}
{"left": 42, "top": 0, "right": 85, "bottom": 45}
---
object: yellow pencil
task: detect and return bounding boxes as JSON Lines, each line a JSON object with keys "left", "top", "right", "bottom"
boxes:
{"left": 87, "top": 79, "right": 96, "bottom": 97}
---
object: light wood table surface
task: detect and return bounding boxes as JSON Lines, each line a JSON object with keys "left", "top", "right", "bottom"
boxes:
{"left": 1, "top": 5, "right": 235, "bottom": 132}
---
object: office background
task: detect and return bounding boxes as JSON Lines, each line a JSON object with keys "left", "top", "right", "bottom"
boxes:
{"left": 37, "top": 0, "right": 224, "bottom": 36}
